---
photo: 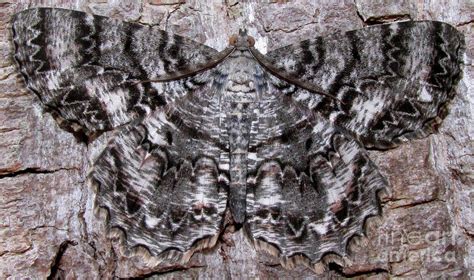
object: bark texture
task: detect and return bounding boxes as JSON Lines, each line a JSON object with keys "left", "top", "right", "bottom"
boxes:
{"left": 0, "top": 0, "right": 473, "bottom": 279}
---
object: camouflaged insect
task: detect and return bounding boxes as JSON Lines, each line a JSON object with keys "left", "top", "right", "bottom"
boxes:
{"left": 12, "top": 7, "right": 464, "bottom": 268}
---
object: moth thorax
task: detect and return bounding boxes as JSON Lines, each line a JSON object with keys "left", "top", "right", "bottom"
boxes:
{"left": 224, "top": 76, "right": 259, "bottom": 103}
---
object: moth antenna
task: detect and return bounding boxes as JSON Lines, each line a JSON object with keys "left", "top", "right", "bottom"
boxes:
{"left": 132, "top": 47, "right": 235, "bottom": 84}
{"left": 248, "top": 47, "right": 344, "bottom": 103}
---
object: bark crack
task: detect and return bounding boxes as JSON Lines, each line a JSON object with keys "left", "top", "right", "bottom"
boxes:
{"left": 329, "top": 262, "right": 389, "bottom": 278}
{"left": 29, "top": 225, "right": 68, "bottom": 232}
{"left": 46, "top": 240, "right": 78, "bottom": 280}
{"left": 0, "top": 127, "right": 20, "bottom": 133}
{"left": 128, "top": 264, "right": 207, "bottom": 279}
{"left": 456, "top": 19, "right": 474, "bottom": 27}
{"left": 461, "top": 227, "right": 474, "bottom": 239}
{"left": 353, "top": 0, "right": 366, "bottom": 25}
{"left": 387, "top": 197, "right": 443, "bottom": 209}
{"left": 164, "top": 3, "right": 184, "bottom": 31}
{"left": 262, "top": 20, "right": 316, "bottom": 34}
{"left": 0, "top": 167, "right": 78, "bottom": 179}
{"left": 353, "top": 0, "right": 412, "bottom": 25}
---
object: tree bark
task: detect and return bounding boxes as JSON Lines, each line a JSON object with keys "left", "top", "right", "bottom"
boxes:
{"left": 0, "top": 0, "right": 472, "bottom": 279}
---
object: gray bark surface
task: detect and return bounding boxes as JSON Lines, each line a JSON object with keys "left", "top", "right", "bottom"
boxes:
{"left": 0, "top": 0, "right": 472, "bottom": 279}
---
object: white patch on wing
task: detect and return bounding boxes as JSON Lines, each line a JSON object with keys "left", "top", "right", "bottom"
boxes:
{"left": 145, "top": 216, "right": 160, "bottom": 228}
{"left": 257, "top": 194, "right": 282, "bottom": 206}
{"left": 257, "top": 174, "right": 283, "bottom": 206}
{"left": 419, "top": 86, "right": 433, "bottom": 102}
{"left": 45, "top": 72, "right": 61, "bottom": 90}
{"left": 309, "top": 222, "right": 328, "bottom": 235}
{"left": 219, "top": 163, "right": 229, "bottom": 171}
{"left": 339, "top": 140, "right": 359, "bottom": 163}
{"left": 354, "top": 93, "right": 386, "bottom": 128}
{"left": 248, "top": 152, "right": 257, "bottom": 161}
{"left": 311, "top": 121, "right": 325, "bottom": 134}
{"left": 107, "top": 93, "right": 126, "bottom": 111}
{"left": 326, "top": 178, "right": 347, "bottom": 206}
{"left": 193, "top": 192, "right": 206, "bottom": 203}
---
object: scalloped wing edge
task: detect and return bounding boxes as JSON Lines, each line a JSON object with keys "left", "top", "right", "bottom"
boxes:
{"left": 88, "top": 176, "right": 222, "bottom": 266}
{"left": 243, "top": 187, "right": 386, "bottom": 273}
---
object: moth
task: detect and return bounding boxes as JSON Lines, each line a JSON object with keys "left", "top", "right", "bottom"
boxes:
{"left": 12, "top": 8, "right": 464, "bottom": 269}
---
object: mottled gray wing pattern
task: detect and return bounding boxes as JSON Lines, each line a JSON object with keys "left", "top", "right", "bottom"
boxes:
{"left": 244, "top": 21, "right": 463, "bottom": 266}
{"left": 12, "top": 8, "right": 465, "bottom": 269}
{"left": 244, "top": 87, "right": 387, "bottom": 266}
{"left": 12, "top": 8, "right": 219, "bottom": 140}
{"left": 12, "top": 8, "right": 228, "bottom": 261}
{"left": 89, "top": 77, "right": 228, "bottom": 260}
{"left": 263, "top": 21, "right": 464, "bottom": 149}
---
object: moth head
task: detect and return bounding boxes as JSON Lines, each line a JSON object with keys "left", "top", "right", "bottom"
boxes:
{"left": 229, "top": 28, "right": 255, "bottom": 49}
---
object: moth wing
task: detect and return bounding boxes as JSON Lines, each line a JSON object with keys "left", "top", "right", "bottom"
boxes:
{"left": 244, "top": 91, "right": 387, "bottom": 266}
{"left": 13, "top": 7, "right": 230, "bottom": 261}
{"left": 90, "top": 79, "right": 228, "bottom": 261}
{"left": 12, "top": 8, "right": 220, "bottom": 140}
{"left": 263, "top": 21, "right": 464, "bottom": 149}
